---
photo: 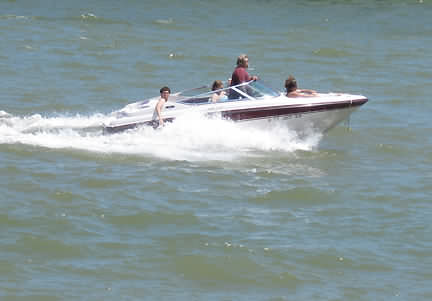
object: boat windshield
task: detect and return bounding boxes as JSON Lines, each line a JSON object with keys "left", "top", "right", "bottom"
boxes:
{"left": 248, "top": 81, "right": 280, "bottom": 97}
{"left": 175, "top": 80, "right": 280, "bottom": 105}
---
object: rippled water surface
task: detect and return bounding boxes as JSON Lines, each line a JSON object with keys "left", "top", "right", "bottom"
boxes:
{"left": 1, "top": 0, "right": 431, "bottom": 300}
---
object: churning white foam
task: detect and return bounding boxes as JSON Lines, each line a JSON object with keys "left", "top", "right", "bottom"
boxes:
{"left": 0, "top": 111, "right": 322, "bottom": 161}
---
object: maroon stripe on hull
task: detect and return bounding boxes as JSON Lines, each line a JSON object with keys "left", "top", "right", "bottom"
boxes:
{"left": 221, "top": 98, "right": 368, "bottom": 121}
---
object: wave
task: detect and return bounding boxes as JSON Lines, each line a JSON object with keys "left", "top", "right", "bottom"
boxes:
{"left": 0, "top": 13, "right": 130, "bottom": 25}
{"left": 0, "top": 110, "right": 321, "bottom": 161}
{"left": 154, "top": 18, "right": 174, "bottom": 25}
{"left": 0, "top": 15, "right": 33, "bottom": 20}
{"left": 76, "top": 13, "right": 131, "bottom": 25}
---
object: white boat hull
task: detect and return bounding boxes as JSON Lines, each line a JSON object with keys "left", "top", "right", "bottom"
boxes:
{"left": 237, "top": 106, "right": 360, "bottom": 134}
{"left": 104, "top": 81, "right": 368, "bottom": 135}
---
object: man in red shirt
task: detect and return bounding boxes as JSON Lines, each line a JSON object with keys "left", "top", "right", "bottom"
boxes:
{"left": 229, "top": 54, "right": 258, "bottom": 99}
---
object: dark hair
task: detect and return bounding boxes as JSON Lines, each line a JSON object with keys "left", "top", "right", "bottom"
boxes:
{"left": 160, "top": 86, "right": 171, "bottom": 94}
{"left": 285, "top": 76, "right": 297, "bottom": 93}
{"left": 212, "top": 80, "right": 223, "bottom": 91}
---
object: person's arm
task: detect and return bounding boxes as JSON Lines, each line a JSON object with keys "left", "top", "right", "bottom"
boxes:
{"left": 289, "top": 90, "right": 317, "bottom": 97}
{"left": 286, "top": 91, "right": 300, "bottom": 98}
{"left": 245, "top": 71, "right": 258, "bottom": 81}
{"left": 298, "top": 88, "right": 317, "bottom": 95}
{"left": 211, "top": 93, "right": 220, "bottom": 103}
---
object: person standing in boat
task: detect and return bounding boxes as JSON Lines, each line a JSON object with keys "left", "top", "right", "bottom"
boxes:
{"left": 285, "top": 75, "right": 317, "bottom": 97}
{"left": 153, "top": 86, "right": 171, "bottom": 127}
{"left": 229, "top": 54, "right": 258, "bottom": 99}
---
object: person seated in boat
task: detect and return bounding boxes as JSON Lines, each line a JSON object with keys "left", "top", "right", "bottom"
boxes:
{"left": 210, "top": 80, "right": 227, "bottom": 103}
{"left": 153, "top": 86, "right": 171, "bottom": 127}
{"left": 285, "top": 75, "right": 317, "bottom": 97}
{"left": 229, "top": 54, "right": 258, "bottom": 99}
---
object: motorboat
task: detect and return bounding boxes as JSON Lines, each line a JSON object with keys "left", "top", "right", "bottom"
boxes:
{"left": 103, "top": 80, "right": 368, "bottom": 134}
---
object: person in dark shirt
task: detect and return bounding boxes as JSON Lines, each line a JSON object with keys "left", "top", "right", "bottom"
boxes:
{"left": 229, "top": 54, "right": 258, "bottom": 99}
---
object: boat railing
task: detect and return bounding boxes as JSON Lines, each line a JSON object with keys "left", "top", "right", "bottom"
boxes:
{"left": 177, "top": 80, "right": 274, "bottom": 105}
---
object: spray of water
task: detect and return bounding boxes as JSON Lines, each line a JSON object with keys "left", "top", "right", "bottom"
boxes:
{"left": 0, "top": 110, "right": 322, "bottom": 161}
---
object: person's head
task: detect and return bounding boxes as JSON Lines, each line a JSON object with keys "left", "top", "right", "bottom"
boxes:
{"left": 285, "top": 76, "right": 297, "bottom": 93}
{"left": 212, "top": 80, "right": 224, "bottom": 91}
{"left": 236, "top": 54, "right": 249, "bottom": 68}
{"left": 160, "top": 86, "right": 171, "bottom": 100}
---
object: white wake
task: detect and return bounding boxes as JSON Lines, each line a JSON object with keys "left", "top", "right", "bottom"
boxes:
{"left": 0, "top": 110, "right": 322, "bottom": 161}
